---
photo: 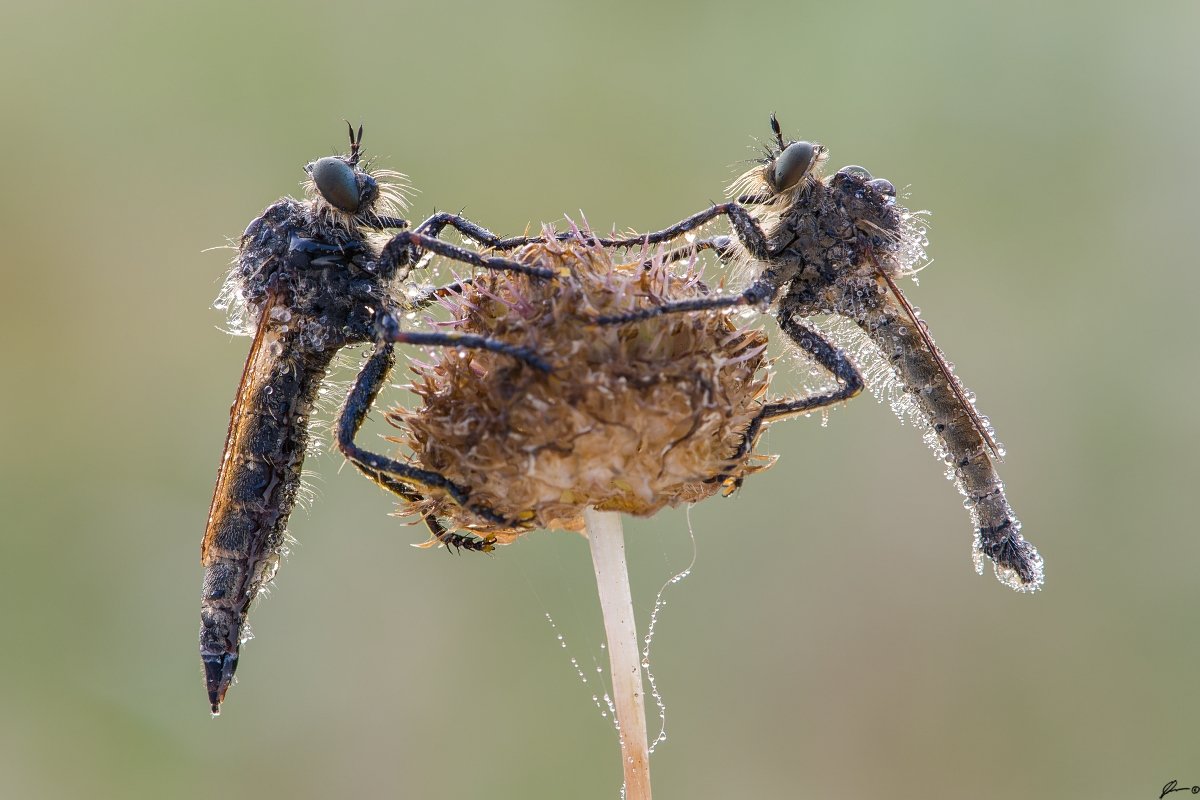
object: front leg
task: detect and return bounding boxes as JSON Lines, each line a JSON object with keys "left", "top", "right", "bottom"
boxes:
{"left": 579, "top": 205, "right": 778, "bottom": 325}
{"left": 570, "top": 202, "right": 770, "bottom": 262}
{"left": 416, "top": 201, "right": 773, "bottom": 262}
{"left": 378, "top": 230, "right": 558, "bottom": 281}
{"left": 591, "top": 271, "right": 778, "bottom": 326}
{"left": 618, "top": 235, "right": 735, "bottom": 273}
{"left": 413, "top": 212, "right": 601, "bottom": 252}
{"left": 660, "top": 235, "right": 736, "bottom": 266}
{"left": 393, "top": 212, "right": 544, "bottom": 273}
{"left": 414, "top": 212, "right": 528, "bottom": 250}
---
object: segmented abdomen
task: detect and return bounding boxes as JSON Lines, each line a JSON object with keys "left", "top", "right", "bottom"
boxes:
{"left": 199, "top": 318, "right": 335, "bottom": 711}
{"left": 857, "top": 303, "right": 1043, "bottom": 591}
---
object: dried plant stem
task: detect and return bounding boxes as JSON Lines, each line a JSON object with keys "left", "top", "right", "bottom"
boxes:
{"left": 585, "top": 507, "right": 652, "bottom": 800}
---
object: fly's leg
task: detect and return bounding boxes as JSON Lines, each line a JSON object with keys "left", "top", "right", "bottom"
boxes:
{"left": 379, "top": 230, "right": 557, "bottom": 281}
{"left": 663, "top": 235, "right": 736, "bottom": 263}
{"left": 571, "top": 202, "right": 770, "bottom": 257}
{"left": 407, "top": 212, "right": 525, "bottom": 273}
{"left": 373, "top": 310, "right": 552, "bottom": 373}
{"left": 367, "top": 210, "right": 537, "bottom": 250}
{"left": 403, "top": 225, "right": 736, "bottom": 311}
{"left": 338, "top": 304, "right": 550, "bottom": 542}
{"left": 593, "top": 288, "right": 755, "bottom": 325}
{"left": 409, "top": 279, "right": 473, "bottom": 310}
{"left": 580, "top": 204, "right": 780, "bottom": 325}
{"left": 609, "top": 235, "right": 737, "bottom": 273}
{"left": 413, "top": 212, "right": 542, "bottom": 250}
{"left": 335, "top": 344, "right": 499, "bottom": 551}
{"left": 753, "top": 312, "right": 865, "bottom": 432}
{"left": 355, "top": 231, "right": 553, "bottom": 541}
{"left": 479, "top": 201, "right": 771, "bottom": 266}
{"left": 385, "top": 211, "right": 527, "bottom": 308}
{"left": 592, "top": 270, "right": 777, "bottom": 325}
{"left": 412, "top": 212, "right": 631, "bottom": 252}
{"left": 410, "top": 208, "right": 750, "bottom": 265}
{"left": 336, "top": 402, "right": 476, "bottom": 553}
{"left": 353, "top": 456, "right": 493, "bottom": 555}
{"left": 388, "top": 212, "right": 550, "bottom": 275}
{"left": 713, "top": 313, "right": 864, "bottom": 490}
{"left": 641, "top": 235, "right": 737, "bottom": 273}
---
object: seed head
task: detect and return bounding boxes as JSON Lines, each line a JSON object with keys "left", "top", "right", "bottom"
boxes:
{"left": 390, "top": 232, "right": 773, "bottom": 542}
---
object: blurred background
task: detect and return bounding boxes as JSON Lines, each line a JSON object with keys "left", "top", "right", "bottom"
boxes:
{"left": 1, "top": 1, "right": 1197, "bottom": 797}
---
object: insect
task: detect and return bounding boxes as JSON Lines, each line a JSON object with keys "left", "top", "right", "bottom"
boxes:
{"left": 547, "top": 115, "right": 1043, "bottom": 592}
{"left": 200, "top": 124, "right": 553, "bottom": 714}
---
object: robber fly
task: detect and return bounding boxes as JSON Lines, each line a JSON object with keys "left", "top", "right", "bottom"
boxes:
{"left": 552, "top": 116, "right": 1043, "bottom": 592}
{"left": 200, "top": 125, "right": 553, "bottom": 714}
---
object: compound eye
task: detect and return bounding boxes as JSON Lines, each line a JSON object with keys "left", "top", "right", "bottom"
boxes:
{"left": 867, "top": 178, "right": 896, "bottom": 197}
{"left": 770, "top": 141, "right": 816, "bottom": 192}
{"left": 837, "top": 165, "right": 873, "bottom": 180}
{"left": 310, "top": 156, "right": 361, "bottom": 213}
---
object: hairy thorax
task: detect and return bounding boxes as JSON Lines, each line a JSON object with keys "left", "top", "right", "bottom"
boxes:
{"left": 226, "top": 198, "right": 397, "bottom": 352}
{"left": 766, "top": 171, "right": 909, "bottom": 321}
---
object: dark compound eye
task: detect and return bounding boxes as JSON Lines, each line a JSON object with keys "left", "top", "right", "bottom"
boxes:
{"left": 867, "top": 178, "right": 896, "bottom": 197}
{"left": 770, "top": 141, "right": 817, "bottom": 192}
{"left": 837, "top": 165, "right": 873, "bottom": 180}
{"left": 310, "top": 156, "right": 361, "bottom": 213}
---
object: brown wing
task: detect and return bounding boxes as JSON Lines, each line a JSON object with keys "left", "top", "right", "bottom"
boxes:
{"left": 873, "top": 257, "right": 1001, "bottom": 460}
{"left": 201, "top": 291, "right": 279, "bottom": 563}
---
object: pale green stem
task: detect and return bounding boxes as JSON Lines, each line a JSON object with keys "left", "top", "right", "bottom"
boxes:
{"left": 585, "top": 507, "right": 652, "bottom": 800}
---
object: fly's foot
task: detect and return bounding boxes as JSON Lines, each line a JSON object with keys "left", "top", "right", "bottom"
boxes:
{"left": 435, "top": 531, "right": 498, "bottom": 554}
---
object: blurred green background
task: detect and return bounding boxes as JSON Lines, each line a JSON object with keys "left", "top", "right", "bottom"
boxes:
{"left": 1, "top": 1, "right": 1196, "bottom": 797}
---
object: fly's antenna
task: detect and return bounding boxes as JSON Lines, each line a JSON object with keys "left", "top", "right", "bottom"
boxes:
{"left": 345, "top": 120, "right": 365, "bottom": 166}
{"left": 769, "top": 113, "right": 787, "bottom": 150}
{"left": 868, "top": 248, "right": 1001, "bottom": 459}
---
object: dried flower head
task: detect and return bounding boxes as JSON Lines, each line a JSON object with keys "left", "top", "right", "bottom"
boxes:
{"left": 388, "top": 232, "right": 773, "bottom": 542}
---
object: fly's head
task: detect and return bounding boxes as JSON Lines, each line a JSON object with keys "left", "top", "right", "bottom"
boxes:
{"left": 303, "top": 122, "right": 410, "bottom": 234}
{"left": 308, "top": 154, "right": 377, "bottom": 215}
{"left": 730, "top": 113, "right": 828, "bottom": 213}
{"left": 721, "top": 116, "right": 827, "bottom": 286}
